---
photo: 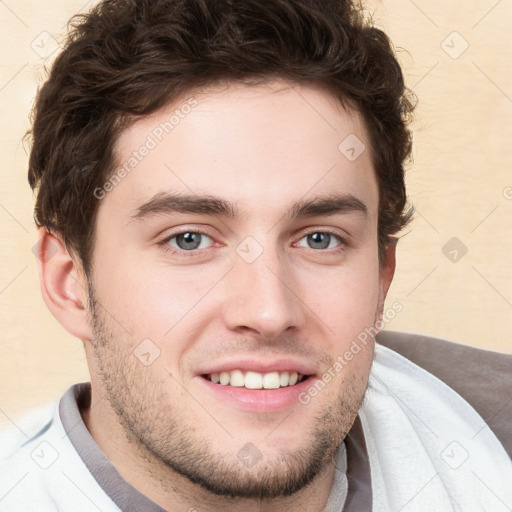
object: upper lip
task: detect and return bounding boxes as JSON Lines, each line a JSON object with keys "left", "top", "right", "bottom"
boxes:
{"left": 197, "top": 358, "right": 316, "bottom": 376}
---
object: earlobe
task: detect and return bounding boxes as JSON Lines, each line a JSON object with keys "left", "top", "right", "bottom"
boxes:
{"left": 35, "top": 229, "right": 93, "bottom": 342}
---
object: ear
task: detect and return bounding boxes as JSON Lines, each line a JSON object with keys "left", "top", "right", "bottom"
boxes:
{"left": 35, "top": 229, "right": 93, "bottom": 342}
{"left": 378, "top": 240, "right": 397, "bottom": 305}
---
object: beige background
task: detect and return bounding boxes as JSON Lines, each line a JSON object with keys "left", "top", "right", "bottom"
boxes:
{"left": 1, "top": 0, "right": 511, "bottom": 427}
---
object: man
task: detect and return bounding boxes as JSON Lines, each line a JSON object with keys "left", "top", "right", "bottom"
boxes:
{"left": 1, "top": 0, "right": 511, "bottom": 510}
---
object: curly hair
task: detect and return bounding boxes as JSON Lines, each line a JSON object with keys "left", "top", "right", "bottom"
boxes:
{"left": 27, "top": 0, "right": 414, "bottom": 275}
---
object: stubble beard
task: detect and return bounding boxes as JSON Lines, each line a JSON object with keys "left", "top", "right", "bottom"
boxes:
{"left": 87, "top": 286, "right": 370, "bottom": 500}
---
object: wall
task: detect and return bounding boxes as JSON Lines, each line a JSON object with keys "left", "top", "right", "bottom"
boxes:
{"left": 1, "top": 0, "right": 510, "bottom": 425}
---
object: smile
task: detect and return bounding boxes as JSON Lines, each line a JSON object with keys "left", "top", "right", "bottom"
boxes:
{"left": 204, "top": 370, "right": 307, "bottom": 389}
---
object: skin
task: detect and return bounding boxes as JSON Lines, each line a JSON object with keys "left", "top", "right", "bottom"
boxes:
{"left": 39, "top": 79, "right": 395, "bottom": 512}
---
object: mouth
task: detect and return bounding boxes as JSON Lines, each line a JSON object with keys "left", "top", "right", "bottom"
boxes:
{"left": 202, "top": 370, "right": 308, "bottom": 390}
{"left": 196, "top": 359, "right": 317, "bottom": 412}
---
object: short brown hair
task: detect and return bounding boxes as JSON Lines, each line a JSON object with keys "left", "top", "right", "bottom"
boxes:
{"left": 28, "top": 0, "right": 414, "bottom": 275}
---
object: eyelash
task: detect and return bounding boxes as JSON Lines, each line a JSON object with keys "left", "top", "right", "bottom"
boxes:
{"left": 158, "top": 229, "right": 214, "bottom": 257}
{"left": 158, "top": 229, "right": 347, "bottom": 257}
{"left": 294, "top": 230, "right": 345, "bottom": 250}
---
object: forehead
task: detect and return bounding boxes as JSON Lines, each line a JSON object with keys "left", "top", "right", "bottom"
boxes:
{"left": 104, "top": 80, "right": 378, "bottom": 222}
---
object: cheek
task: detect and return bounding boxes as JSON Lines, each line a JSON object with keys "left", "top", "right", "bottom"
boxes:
{"left": 297, "top": 256, "right": 381, "bottom": 337}
{"left": 92, "top": 257, "right": 225, "bottom": 351}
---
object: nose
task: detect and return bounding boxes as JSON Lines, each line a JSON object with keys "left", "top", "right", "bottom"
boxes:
{"left": 220, "top": 247, "right": 305, "bottom": 340}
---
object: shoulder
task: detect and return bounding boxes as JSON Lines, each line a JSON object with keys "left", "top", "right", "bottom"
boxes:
{"left": 0, "top": 403, "right": 58, "bottom": 511}
{"left": 0, "top": 395, "right": 119, "bottom": 512}
{"left": 0, "top": 402, "right": 55, "bottom": 459}
{"left": 376, "top": 330, "right": 512, "bottom": 459}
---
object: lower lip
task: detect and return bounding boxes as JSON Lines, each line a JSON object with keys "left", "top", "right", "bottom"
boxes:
{"left": 197, "top": 375, "right": 316, "bottom": 413}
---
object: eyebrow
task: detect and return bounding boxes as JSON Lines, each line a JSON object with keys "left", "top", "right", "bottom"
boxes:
{"left": 130, "top": 193, "right": 237, "bottom": 221}
{"left": 130, "top": 192, "right": 367, "bottom": 222}
{"left": 291, "top": 194, "right": 367, "bottom": 218}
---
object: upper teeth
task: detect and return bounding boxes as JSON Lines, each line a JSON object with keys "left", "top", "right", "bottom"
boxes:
{"left": 208, "top": 370, "right": 301, "bottom": 389}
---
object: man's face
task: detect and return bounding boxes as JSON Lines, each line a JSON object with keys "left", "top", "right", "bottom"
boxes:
{"left": 86, "top": 80, "right": 390, "bottom": 498}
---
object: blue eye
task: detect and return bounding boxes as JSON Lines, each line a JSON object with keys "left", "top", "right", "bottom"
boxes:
{"left": 297, "top": 232, "right": 342, "bottom": 250}
{"left": 167, "top": 231, "right": 213, "bottom": 251}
